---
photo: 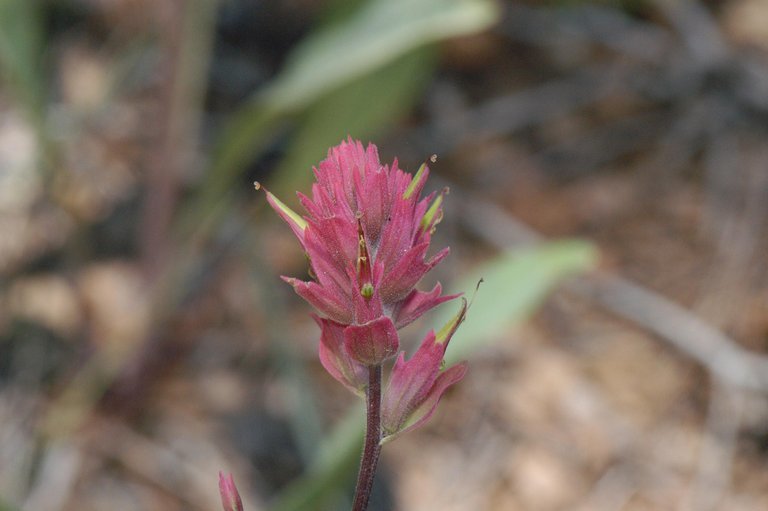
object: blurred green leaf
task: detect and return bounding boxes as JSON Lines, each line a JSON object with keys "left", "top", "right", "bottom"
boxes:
{"left": 270, "top": 407, "right": 364, "bottom": 511}
{"left": 261, "top": 0, "right": 499, "bottom": 111}
{"left": 268, "top": 240, "right": 595, "bottom": 511}
{"left": 0, "top": 0, "right": 54, "bottom": 172}
{"left": 0, "top": 497, "right": 18, "bottom": 511}
{"left": 444, "top": 240, "right": 598, "bottom": 365}
{"left": 180, "top": 106, "right": 282, "bottom": 239}
{"left": 0, "top": 0, "right": 45, "bottom": 121}
{"left": 272, "top": 47, "right": 437, "bottom": 198}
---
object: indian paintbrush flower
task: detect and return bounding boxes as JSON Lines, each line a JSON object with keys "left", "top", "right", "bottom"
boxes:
{"left": 260, "top": 139, "right": 460, "bottom": 367}
{"left": 259, "top": 138, "right": 468, "bottom": 510}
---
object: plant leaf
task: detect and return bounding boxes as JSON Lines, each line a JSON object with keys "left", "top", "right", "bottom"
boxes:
{"left": 443, "top": 240, "right": 598, "bottom": 365}
{"left": 0, "top": 0, "right": 45, "bottom": 122}
{"left": 261, "top": 0, "right": 499, "bottom": 111}
{"left": 272, "top": 47, "right": 437, "bottom": 199}
{"left": 269, "top": 408, "right": 364, "bottom": 511}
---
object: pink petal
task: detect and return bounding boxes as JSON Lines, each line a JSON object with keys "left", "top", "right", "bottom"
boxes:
{"left": 393, "top": 283, "right": 460, "bottom": 329}
{"left": 282, "top": 277, "right": 353, "bottom": 324}
{"left": 355, "top": 164, "right": 392, "bottom": 245}
{"left": 410, "top": 191, "right": 434, "bottom": 240}
{"left": 303, "top": 217, "right": 358, "bottom": 289}
{"left": 381, "top": 298, "right": 468, "bottom": 439}
{"left": 375, "top": 193, "right": 417, "bottom": 267}
{"left": 263, "top": 188, "right": 307, "bottom": 242}
{"left": 218, "top": 472, "right": 244, "bottom": 511}
{"left": 297, "top": 191, "right": 324, "bottom": 220}
{"left": 385, "top": 362, "right": 467, "bottom": 442}
{"left": 315, "top": 316, "right": 367, "bottom": 396}
{"left": 379, "top": 245, "right": 449, "bottom": 303}
{"left": 343, "top": 316, "right": 399, "bottom": 366}
{"left": 381, "top": 330, "right": 443, "bottom": 430}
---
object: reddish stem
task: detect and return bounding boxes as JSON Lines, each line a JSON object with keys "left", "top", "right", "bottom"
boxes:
{"left": 352, "top": 365, "right": 383, "bottom": 511}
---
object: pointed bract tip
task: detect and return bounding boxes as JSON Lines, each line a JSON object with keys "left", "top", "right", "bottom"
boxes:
{"left": 430, "top": 154, "right": 437, "bottom": 163}
{"left": 263, "top": 187, "right": 308, "bottom": 232}
{"left": 435, "top": 297, "right": 468, "bottom": 345}
{"left": 468, "top": 278, "right": 483, "bottom": 309}
{"left": 421, "top": 189, "right": 446, "bottom": 232}
{"left": 219, "top": 472, "right": 244, "bottom": 511}
{"left": 253, "top": 181, "right": 261, "bottom": 190}
{"left": 403, "top": 162, "right": 429, "bottom": 200}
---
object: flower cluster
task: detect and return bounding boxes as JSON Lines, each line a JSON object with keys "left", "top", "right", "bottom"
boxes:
{"left": 261, "top": 138, "right": 466, "bottom": 441}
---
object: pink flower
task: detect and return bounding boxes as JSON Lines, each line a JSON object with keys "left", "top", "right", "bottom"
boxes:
{"left": 218, "top": 472, "right": 244, "bottom": 511}
{"left": 262, "top": 138, "right": 457, "bottom": 377}
{"left": 259, "top": 138, "right": 470, "bottom": 505}
{"left": 381, "top": 299, "right": 468, "bottom": 441}
{"left": 314, "top": 315, "right": 368, "bottom": 396}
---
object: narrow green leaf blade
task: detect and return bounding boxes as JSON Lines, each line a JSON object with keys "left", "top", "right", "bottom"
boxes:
{"left": 0, "top": 0, "right": 45, "bottom": 120}
{"left": 444, "top": 240, "right": 598, "bottom": 365}
{"left": 269, "top": 407, "right": 364, "bottom": 511}
{"left": 263, "top": 0, "right": 500, "bottom": 111}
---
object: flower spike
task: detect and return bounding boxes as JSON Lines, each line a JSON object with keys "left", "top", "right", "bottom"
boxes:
{"left": 258, "top": 139, "right": 469, "bottom": 511}
{"left": 261, "top": 138, "right": 459, "bottom": 380}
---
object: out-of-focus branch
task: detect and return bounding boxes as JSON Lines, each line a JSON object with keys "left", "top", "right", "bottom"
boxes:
{"left": 578, "top": 275, "right": 768, "bottom": 392}
{"left": 139, "top": 0, "right": 216, "bottom": 279}
{"left": 138, "top": 0, "right": 185, "bottom": 278}
{"left": 452, "top": 184, "right": 768, "bottom": 392}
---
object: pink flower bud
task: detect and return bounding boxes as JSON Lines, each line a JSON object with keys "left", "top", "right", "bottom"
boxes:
{"left": 381, "top": 299, "right": 468, "bottom": 442}
{"left": 343, "top": 316, "right": 399, "bottom": 366}
{"left": 218, "top": 472, "right": 244, "bottom": 511}
{"left": 315, "top": 315, "right": 368, "bottom": 395}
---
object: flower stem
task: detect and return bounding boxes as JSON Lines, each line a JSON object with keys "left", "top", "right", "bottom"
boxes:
{"left": 352, "top": 365, "right": 383, "bottom": 511}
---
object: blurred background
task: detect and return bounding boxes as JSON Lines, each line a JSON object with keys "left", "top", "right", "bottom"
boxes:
{"left": 2, "top": 0, "right": 768, "bottom": 509}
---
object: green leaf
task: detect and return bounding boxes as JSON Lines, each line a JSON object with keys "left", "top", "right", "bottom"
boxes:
{"left": 443, "top": 240, "right": 598, "bottom": 365}
{"left": 177, "top": 106, "right": 283, "bottom": 239}
{"left": 0, "top": 0, "right": 45, "bottom": 121}
{"left": 269, "top": 407, "right": 364, "bottom": 511}
{"left": 0, "top": 496, "right": 20, "bottom": 511}
{"left": 261, "top": 0, "right": 499, "bottom": 111}
{"left": 0, "top": 0, "right": 56, "bottom": 171}
{"left": 272, "top": 47, "right": 437, "bottom": 199}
